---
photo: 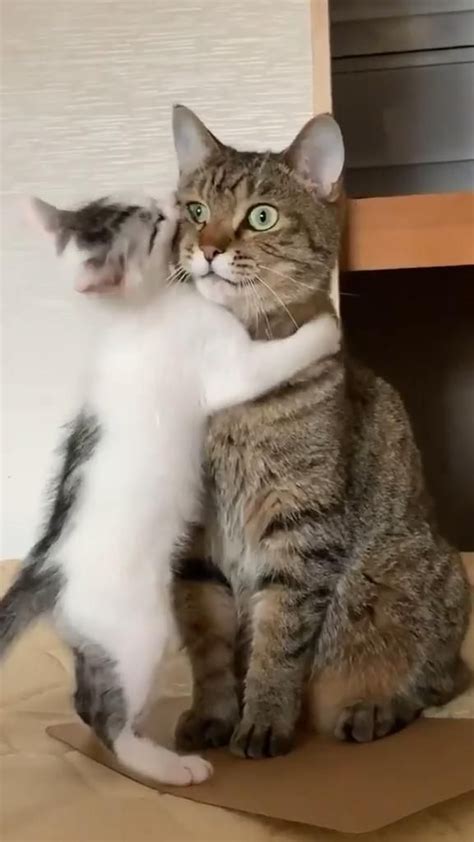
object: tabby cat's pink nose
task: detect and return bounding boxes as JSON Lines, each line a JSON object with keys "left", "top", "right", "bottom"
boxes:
{"left": 201, "top": 244, "right": 222, "bottom": 262}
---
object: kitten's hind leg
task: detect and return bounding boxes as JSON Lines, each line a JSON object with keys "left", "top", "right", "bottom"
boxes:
{"left": 77, "top": 620, "right": 212, "bottom": 786}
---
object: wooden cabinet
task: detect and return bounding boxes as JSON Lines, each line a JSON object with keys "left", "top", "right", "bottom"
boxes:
{"left": 324, "top": 0, "right": 474, "bottom": 271}
{"left": 343, "top": 192, "right": 474, "bottom": 271}
{"left": 311, "top": 1, "right": 474, "bottom": 548}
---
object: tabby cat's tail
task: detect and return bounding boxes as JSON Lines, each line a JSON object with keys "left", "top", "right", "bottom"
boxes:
{"left": 0, "top": 560, "right": 60, "bottom": 658}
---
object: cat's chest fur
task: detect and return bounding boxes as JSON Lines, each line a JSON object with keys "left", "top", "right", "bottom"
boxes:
{"left": 205, "top": 393, "right": 292, "bottom": 589}
{"left": 205, "top": 403, "right": 266, "bottom": 585}
{"left": 205, "top": 357, "right": 344, "bottom": 590}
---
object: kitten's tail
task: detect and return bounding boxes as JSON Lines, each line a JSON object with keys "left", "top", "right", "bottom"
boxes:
{"left": 0, "top": 560, "right": 60, "bottom": 658}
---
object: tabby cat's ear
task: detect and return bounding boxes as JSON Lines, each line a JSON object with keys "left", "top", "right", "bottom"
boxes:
{"left": 172, "top": 104, "right": 222, "bottom": 175}
{"left": 283, "top": 113, "right": 344, "bottom": 201}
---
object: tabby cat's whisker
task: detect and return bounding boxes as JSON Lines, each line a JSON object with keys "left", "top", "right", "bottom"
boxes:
{"left": 254, "top": 274, "right": 299, "bottom": 330}
{"left": 249, "top": 277, "right": 274, "bottom": 339}
{"left": 164, "top": 266, "right": 181, "bottom": 284}
{"left": 166, "top": 265, "right": 187, "bottom": 288}
{"left": 247, "top": 278, "right": 267, "bottom": 339}
{"left": 243, "top": 279, "right": 256, "bottom": 331}
{"left": 259, "top": 263, "right": 359, "bottom": 299}
{"left": 242, "top": 279, "right": 253, "bottom": 327}
{"left": 253, "top": 289, "right": 262, "bottom": 336}
{"left": 259, "top": 264, "right": 315, "bottom": 292}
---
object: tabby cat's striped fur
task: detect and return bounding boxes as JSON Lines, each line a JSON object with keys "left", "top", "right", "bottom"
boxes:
{"left": 172, "top": 106, "right": 470, "bottom": 757}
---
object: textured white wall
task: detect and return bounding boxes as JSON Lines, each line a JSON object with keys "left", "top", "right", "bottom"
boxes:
{"left": 1, "top": 0, "right": 314, "bottom": 557}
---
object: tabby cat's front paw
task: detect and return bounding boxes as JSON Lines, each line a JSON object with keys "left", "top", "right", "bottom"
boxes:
{"left": 175, "top": 708, "right": 236, "bottom": 752}
{"left": 230, "top": 716, "right": 295, "bottom": 759}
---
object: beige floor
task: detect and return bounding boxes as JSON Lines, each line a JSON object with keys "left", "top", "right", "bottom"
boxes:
{"left": 1, "top": 559, "right": 473, "bottom": 842}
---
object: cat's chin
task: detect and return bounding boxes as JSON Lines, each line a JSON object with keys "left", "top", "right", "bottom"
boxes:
{"left": 194, "top": 274, "right": 240, "bottom": 307}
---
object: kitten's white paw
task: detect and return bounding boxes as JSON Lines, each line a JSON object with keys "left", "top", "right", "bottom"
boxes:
{"left": 315, "top": 313, "right": 341, "bottom": 356}
{"left": 162, "top": 754, "right": 213, "bottom": 786}
{"left": 182, "top": 754, "right": 213, "bottom": 784}
{"left": 114, "top": 730, "right": 212, "bottom": 786}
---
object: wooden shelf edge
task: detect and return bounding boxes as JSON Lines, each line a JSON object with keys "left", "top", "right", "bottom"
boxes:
{"left": 342, "top": 191, "right": 474, "bottom": 272}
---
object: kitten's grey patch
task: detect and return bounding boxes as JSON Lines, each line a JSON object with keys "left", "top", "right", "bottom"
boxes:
{"left": 33, "top": 411, "right": 101, "bottom": 558}
{"left": 56, "top": 201, "right": 144, "bottom": 255}
{"left": 0, "top": 563, "right": 61, "bottom": 657}
{"left": 73, "top": 645, "right": 126, "bottom": 748}
{"left": 71, "top": 201, "right": 140, "bottom": 249}
{"left": 147, "top": 219, "right": 161, "bottom": 255}
{"left": 0, "top": 411, "right": 100, "bottom": 656}
{"left": 73, "top": 649, "right": 92, "bottom": 725}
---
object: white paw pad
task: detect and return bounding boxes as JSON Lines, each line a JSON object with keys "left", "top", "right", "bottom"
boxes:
{"left": 163, "top": 754, "right": 213, "bottom": 786}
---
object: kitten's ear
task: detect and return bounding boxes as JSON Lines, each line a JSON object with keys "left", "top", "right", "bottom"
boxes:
{"left": 172, "top": 104, "right": 222, "bottom": 175}
{"left": 283, "top": 113, "right": 344, "bottom": 201}
{"left": 27, "top": 196, "right": 74, "bottom": 237}
{"left": 27, "top": 197, "right": 61, "bottom": 234}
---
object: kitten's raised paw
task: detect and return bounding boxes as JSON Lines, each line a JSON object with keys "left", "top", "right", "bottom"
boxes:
{"left": 230, "top": 718, "right": 294, "bottom": 759}
{"left": 176, "top": 708, "right": 235, "bottom": 751}
{"left": 334, "top": 700, "right": 419, "bottom": 743}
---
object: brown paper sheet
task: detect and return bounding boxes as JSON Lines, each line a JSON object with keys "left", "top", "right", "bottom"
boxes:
{"left": 2, "top": 557, "right": 474, "bottom": 839}
{"left": 49, "top": 710, "right": 474, "bottom": 834}
{"left": 47, "top": 554, "right": 474, "bottom": 833}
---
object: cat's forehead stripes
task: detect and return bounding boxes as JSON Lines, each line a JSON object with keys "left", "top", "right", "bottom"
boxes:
{"left": 207, "top": 155, "right": 260, "bottom": 194}
{"left": 183, "top": 155, "right": 290, "bottom": 218}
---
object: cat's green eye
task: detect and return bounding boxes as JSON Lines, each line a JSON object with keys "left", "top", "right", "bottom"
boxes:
{"left": 247, "top": 204, "right": 279, "bottom": 232}
{"left": 187, "top": 202, "right": 209, "bottom": 224}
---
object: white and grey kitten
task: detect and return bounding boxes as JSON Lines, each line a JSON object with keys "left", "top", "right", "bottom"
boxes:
{"left": 0, "top": 193, "right": 340, "bottom": 785}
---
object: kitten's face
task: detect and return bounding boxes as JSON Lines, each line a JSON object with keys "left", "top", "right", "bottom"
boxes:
{"left": 30, "top": 193, "right": 178, "bottom": 301}
{"left": 173, "top": 107, "right": 344, "bottom": 328}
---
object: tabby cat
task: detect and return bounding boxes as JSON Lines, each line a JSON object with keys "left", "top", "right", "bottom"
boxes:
{"left": 172, "top": 105, "right": 470, "bottom": 758}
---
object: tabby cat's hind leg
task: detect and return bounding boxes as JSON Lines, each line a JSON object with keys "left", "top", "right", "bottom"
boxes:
{"left": 173, "top": 563, "right": 240, "bottom": 752}
{"left": 334, "top": 699, "right": 420, "bottom": 742}
{"left": 309, "top": 542, "right": 470, "bottom": 741}
{"left": 332, "top": 655, "right": 470, "bottom": 742}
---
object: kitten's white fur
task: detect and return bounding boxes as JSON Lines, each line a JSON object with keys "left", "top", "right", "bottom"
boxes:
{"left": 32, "top": 193, "right": 340, "bottom": 785}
